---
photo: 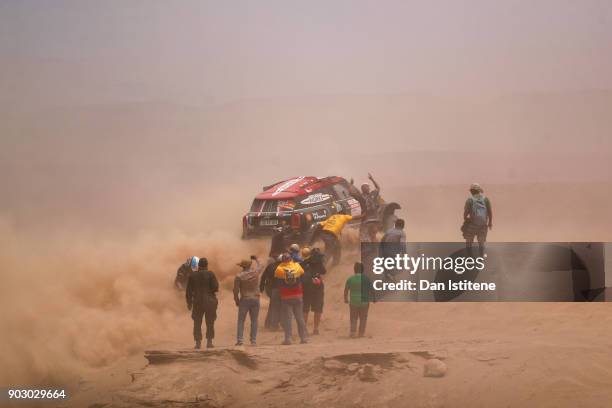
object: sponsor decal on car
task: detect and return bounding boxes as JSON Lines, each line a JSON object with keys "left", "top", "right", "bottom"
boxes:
{"left": 347, "top": 198, "right": 362, "bottom": 217}
{"left": 272, "top": 177, "right": 305, "bottom": 196}
{"left": 278, "top": 200, "right": 296, "bottom": 212}
{"left": 300, "top": 193, "right": 332, "bottom": 205}
{"left": 311, "top": 209, "right": 328, "bottom": 221}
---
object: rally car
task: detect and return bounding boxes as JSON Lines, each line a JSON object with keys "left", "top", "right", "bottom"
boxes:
{"left": 242, "top": 176, "right": 400, "bottom": 240}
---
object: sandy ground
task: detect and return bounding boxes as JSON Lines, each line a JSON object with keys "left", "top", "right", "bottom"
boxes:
{"left": 3, "top": 181, "right": 612, "bottom": 408}
{"left": 64, "top": 253, "right": 612, "bottom": 408}
{"left": 3, "top": 15, "right": 612, "bottom": 406}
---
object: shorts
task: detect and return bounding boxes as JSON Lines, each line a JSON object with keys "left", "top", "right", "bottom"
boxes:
{"left": 462, "top": 222, "right": 488, "bottom": 243}
{"left": 303, "top": 289, "right": 324, "bottom": 314}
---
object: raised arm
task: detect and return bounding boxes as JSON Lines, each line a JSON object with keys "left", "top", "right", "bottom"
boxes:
{"left": 368, "top": 173, "right": 380, "bottom": 191}
{"left": 251, "top": 255, "right": 262, "bottom": 272}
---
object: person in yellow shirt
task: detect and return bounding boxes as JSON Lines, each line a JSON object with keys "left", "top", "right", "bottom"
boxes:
{"left": 312, "top": 207, "right": 360, "bottom": 266}
{"left": 319, "top": 212, "right": 353, "bottom": 238}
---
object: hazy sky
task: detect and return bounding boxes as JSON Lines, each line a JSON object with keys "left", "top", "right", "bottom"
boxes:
{"left": 2, "top": 0, "right": 612, "bottom": 111}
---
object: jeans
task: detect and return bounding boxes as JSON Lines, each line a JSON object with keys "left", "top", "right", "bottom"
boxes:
{"left": 281, "top": 298, "right": 307, "bottom": 342}
{"left": 237, "top": 297, "right": 260, "bottom": 343}
{"left": 349, "top": 304, "right": 369, "bottom": 336}
{"left": 264, "top": 288, "right": 281, "bottom": 330}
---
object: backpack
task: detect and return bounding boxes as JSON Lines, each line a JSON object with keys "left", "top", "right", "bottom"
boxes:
{"left": 470, "top": 196, "right": 488, "bottom": 226}
{"left": 283, "top": 268, "right": 298, "bottom": 285}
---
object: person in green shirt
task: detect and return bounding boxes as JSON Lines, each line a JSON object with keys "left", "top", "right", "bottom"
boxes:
{"left": 344, "top": 262, "right": 373, "bottom": 338}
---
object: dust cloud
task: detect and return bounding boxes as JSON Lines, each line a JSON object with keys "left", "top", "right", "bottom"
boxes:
{"left": 0, "top": 209, "right": 269, "bottom": 385}
{"left": 2, "top": 180, "right": 612, "bottom": 387}
{"left": 1, "top": 94, "right": 612, "bottom": 388}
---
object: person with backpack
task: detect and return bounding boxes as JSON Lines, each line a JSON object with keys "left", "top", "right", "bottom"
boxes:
{"left": 344, "top": 262, "right": 374, "bottom": 338}
{"left": 275, "top": 252, "right": 307, "bottom": 345}
{"left": 233, "top": 255, "right": 263, "bottom": 346}
{"left": 186, "top": 257, "right": 219, "bottom": 349}
{"left": 300, "top": 247, "right": 327, "bottom": 335}
{"left": 462, "top": 183, "right": 493, "bottom": 255}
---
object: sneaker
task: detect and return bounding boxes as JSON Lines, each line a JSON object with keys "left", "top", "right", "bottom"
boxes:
{"left": 312, "top": 329, "right": 320, "bottom": 335}
{"left": 250, "top": 341, "right": 256, "bottom": 346}
{"left": 281, "top": 340, "right": 292, "bottom": 345}
{"left": 206, "top": 339, "right": 214, "bottom": 349}
{"left": 195, "top": 340, "right": 201, "bottom": 349}
{"left": 235, "top": 341, "right": 244, "bottom": 346}
{"left": 350, "top": 333, "right": 357, "bottom": 339}
{"left": 300, "top": 338, "right": 308, "bottom": 344}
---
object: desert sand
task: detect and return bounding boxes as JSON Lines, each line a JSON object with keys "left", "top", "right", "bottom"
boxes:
{"left": 65, "top": 241, "right": 612, "bottom": 408}
{"left": 1, "top": 95, "right": 612, "bottom": 408}
{"left": 2, "top": 180, "right": 609, "bottom": 408}
{"left": 3, "top": 2, "right": 612, "bottom": 405}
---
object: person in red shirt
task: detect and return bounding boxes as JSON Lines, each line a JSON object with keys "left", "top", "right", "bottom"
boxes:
{"left": 274, "top": 253, "right": 307, "bottom": 345}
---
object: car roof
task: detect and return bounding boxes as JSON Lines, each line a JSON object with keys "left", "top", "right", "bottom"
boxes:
{"left": 255, "top": 176, "right": 346, "bottom": 200}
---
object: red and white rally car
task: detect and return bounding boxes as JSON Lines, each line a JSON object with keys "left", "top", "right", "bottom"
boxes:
{"left": 242, "top": 176, "right": 399, "bottom": 239}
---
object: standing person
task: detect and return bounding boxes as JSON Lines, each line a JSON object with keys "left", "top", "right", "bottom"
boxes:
{"left": 275, "top": 253, "right": 307, "bottom": 345}
{"left": 381, "top": 218, "right": 406, "bottom": 245}
{"left": 269, "top": 220, "right": 290, "bottom": 259}
{"left": 380, "top": 219, "right": 407, "bottom": 281}
{"left": 462, "top": 183, "right": 493, "bottom": 256}
{"left": 344, "top": 262, "right": 373, "bottom": 338}
{"left": 233, "top": 256, "right": 263, "bottom": 346}
{"left": 355, "top": 173, "right": 382, "bottom": 242}
{"left": 260, "top": 256, "right": 282, "bottom": 330}
{"left": 186, "top": 257, "right": 219, "bottom": 349}
{"left": 301, "top": 247, "right": 326, "bottom": 335}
